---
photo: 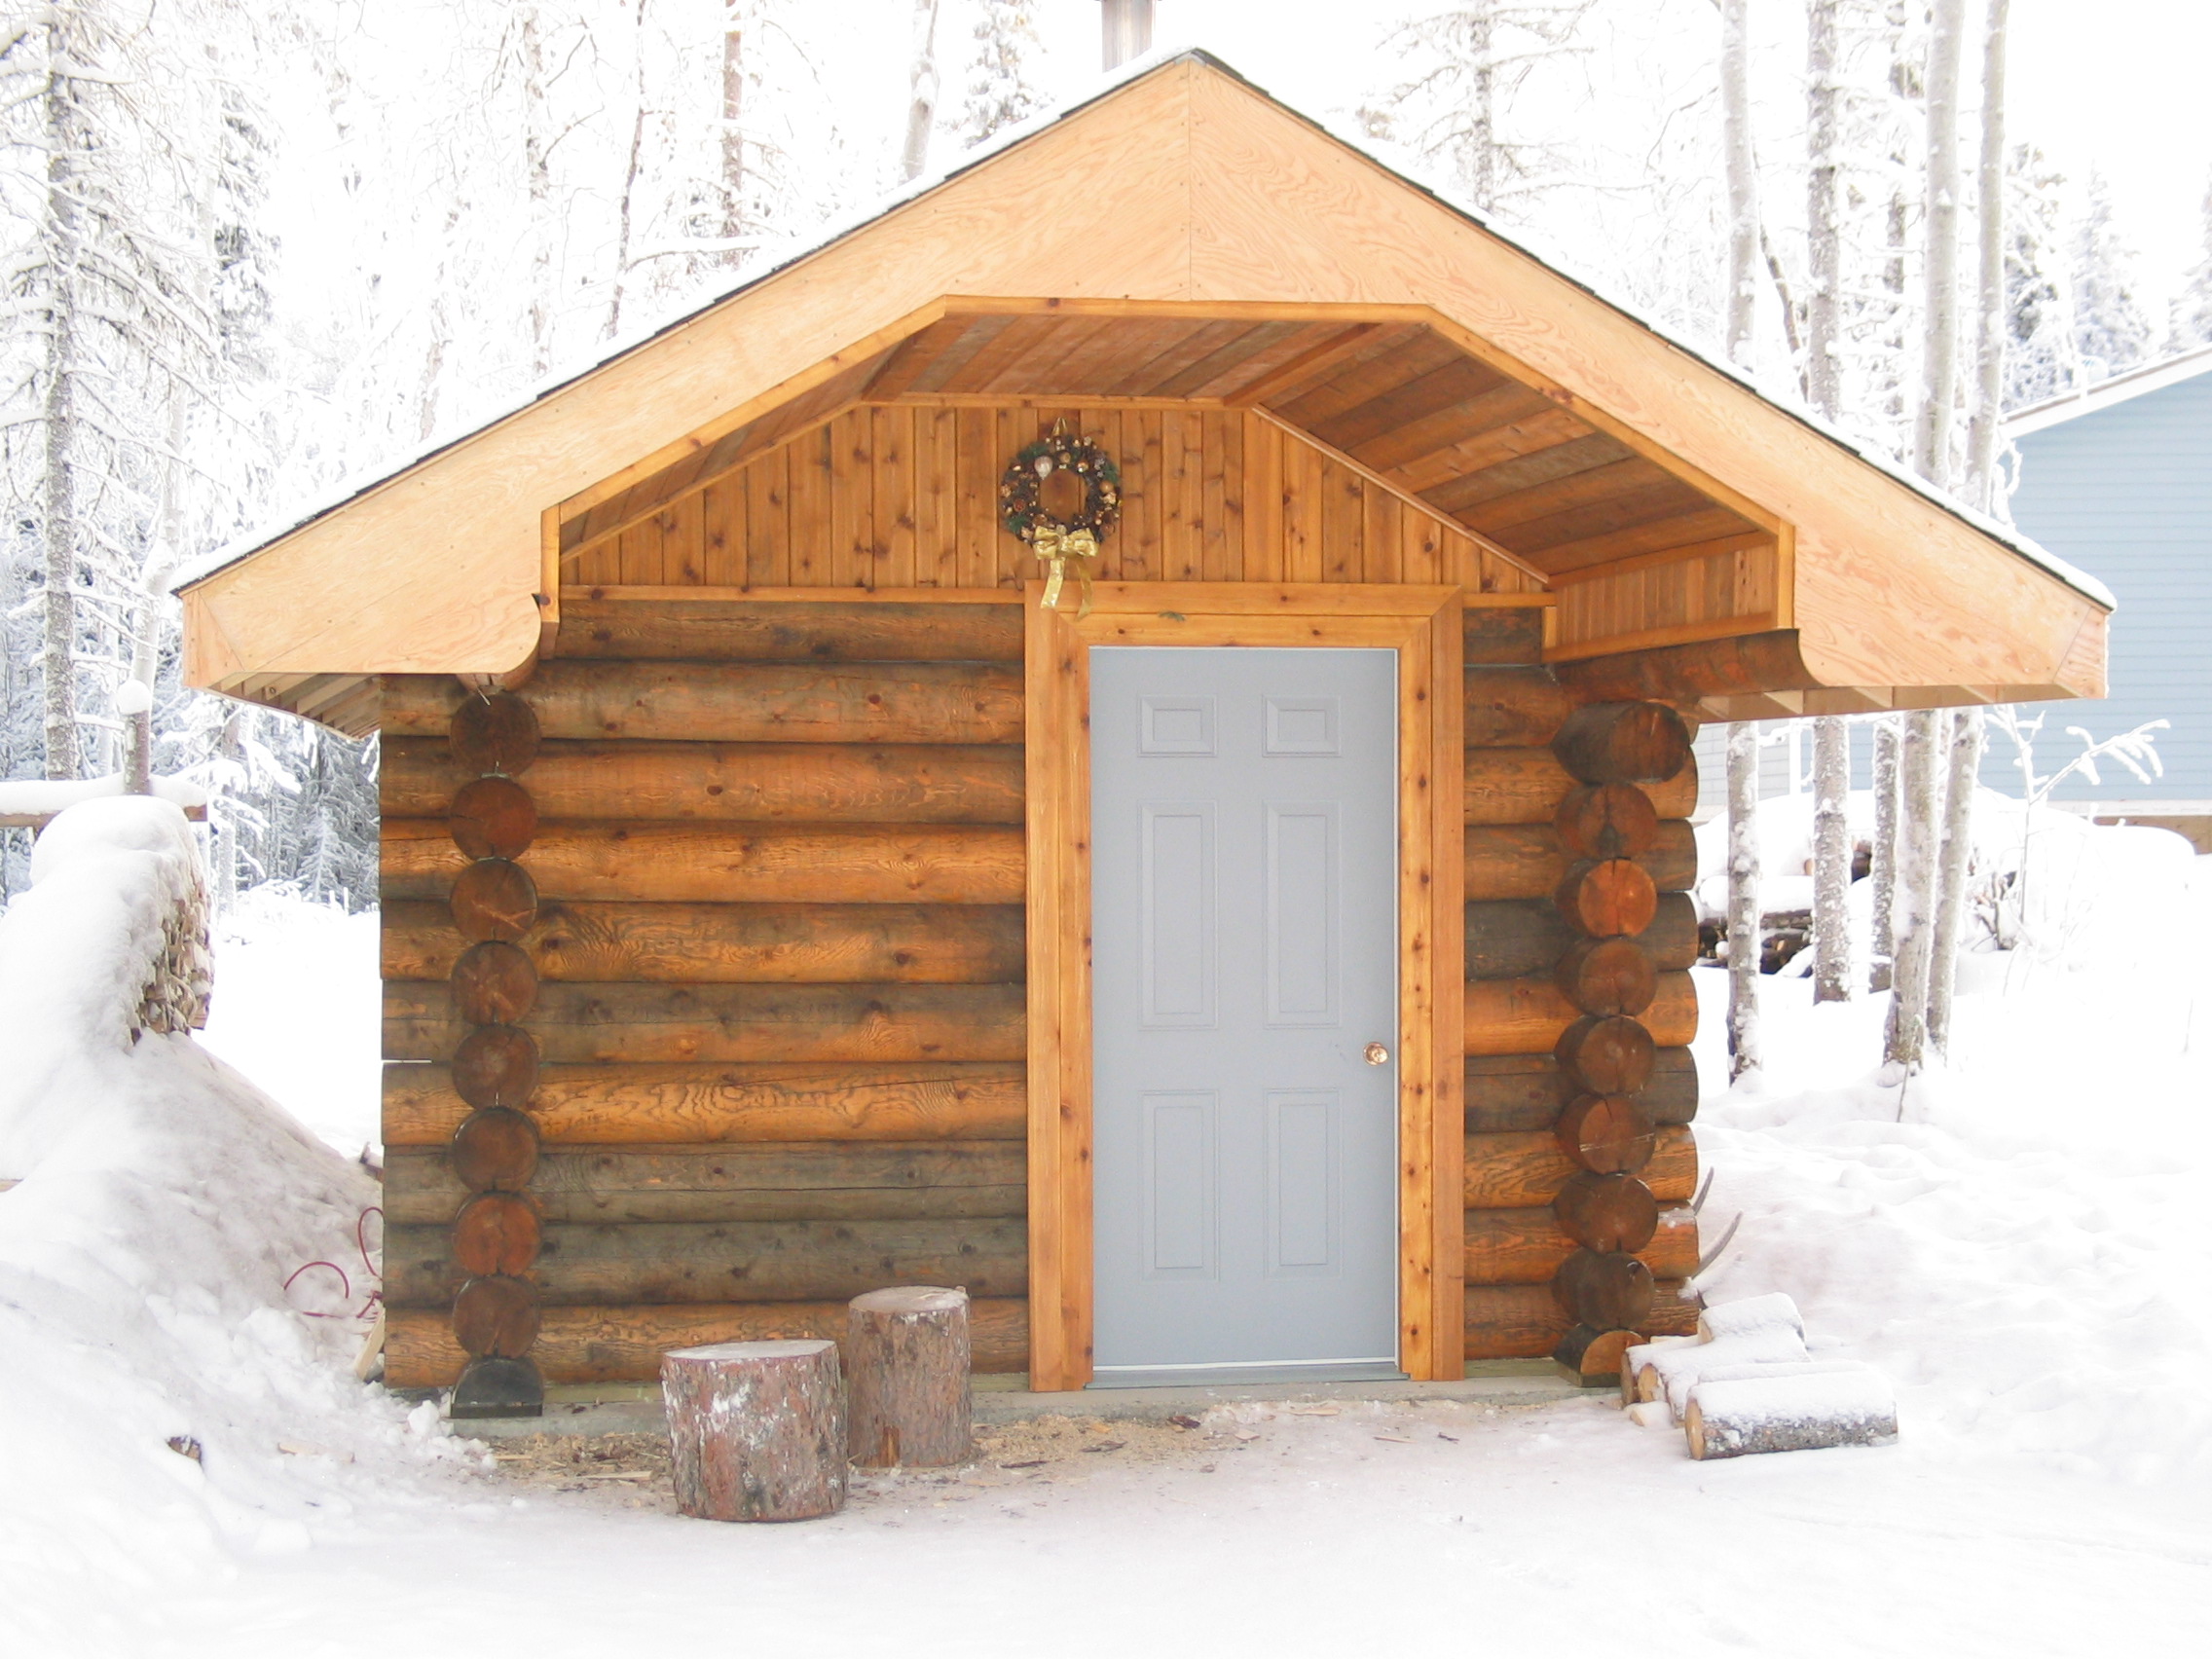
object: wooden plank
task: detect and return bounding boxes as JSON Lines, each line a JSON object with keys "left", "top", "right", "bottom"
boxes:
{"left": 383, "top": 1060, "right": 1027, "bottom": 1146}
{"left": 1412, "top": 594, "right": 1465, "bottom": 1379}
{"left": 873, "top": 404, "right": 915, "bottom": 588}
{"left": 1023, "top": 584, "right": 1089, "bottom": 1389}
{"left": 386, "top": 1215, "right": 1029, "bottom": 1306}
{"left": 699, "top": 477, "right": 743, "bottom": 586}
{"left": 550, "top": 598, "right": 1022, "bottom": 662}
{"left": 381, "top": 660, "right": 1023, "bottom": 745}
{"left": 381, "top": 820, "right": 1024, "bottom": 905}
{"left": 382, "top": 738, "right": 1024, "bottom": 824}
{"left": 386, "top": 1297, "right": 1030, "bottom": 1386}
{"left": 384, "top": 1141, "right": 1028, "bottom": 1225}
{"left": 786, "top": 422, "right": 834, "bottom": 586}
{"left": 916, "top": 404, "right": 959, "bottom": 587}
{"left": 383, "top": 979, "right": 1026, "bottom": 1065}
{"left": 956, "top": 408, "right": 997, "bottom": 588}
{"left": 382, "top": 898, "right": 1026, "bottom": 984}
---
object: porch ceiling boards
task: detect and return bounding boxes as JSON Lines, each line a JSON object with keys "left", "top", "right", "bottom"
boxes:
{"left": 559, "top": 308, "right": 1767, "bottom": 590}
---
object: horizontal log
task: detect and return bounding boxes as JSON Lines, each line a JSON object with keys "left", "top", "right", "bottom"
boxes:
{"left": 1463, "top": 1204, "right": 1697, "bottom": 1284}
{"left": 1464, "top": 1048, "right": 1698, "bottom": 1133}
{"left": 1464, "top": 1124, "right": 1695, "bottom": 1208}
{"left": 381, "top": 820, "right": 1025, "bottom": 905}
{"left": 1465, "top": 820, "right": 1697, "bottom": 903}
{"left": 551, "top": 600, "right": 1026, "bottom": 664}
{"left": 384, "top": 980, "right": 1025, "bottom": 1065}
{"left": 382, "top": 661, "right": 1023, "bottom": 745}
{"left": 383, "top": 899, "right": 1025, "bottom": 985}
{"left": 1461, "top": 607, "right": 1547, "bottom": 666}
{"left": 1463, "top": 667, "right": 1578, "bottom": 748}
{"left": 1467, "top": 748, "right": 1696, "bottom": 826}
{"left": 1553, "top": 629, "right": 1816, "bottom": 709}
{"left": 384, "top": 1141, "right": 1028, "bottom": 1224}
{"left": 386, "top": 1216, "right": 1029, "bottom": 1307}
{"left": 1551, "top": 703, "right": 1693, "bottom": 786}
{"left": 382, "top": 739, "right": 1025, "bottom": 825}
{"left": 1468, "top": 892, "right": 1696, "bottom": 981}
{"left": 1464, "top": 1279, "right": 1698, "bottom": 1361}
{"left": 383, "top": 1061, "right": 1027, "bottom": 1146}
{"left": 386, "top": 1296, "right": 1031, "bottom": 1387}
{"left": 1464, "top": 971, "right": 1697, "bottom": 1056}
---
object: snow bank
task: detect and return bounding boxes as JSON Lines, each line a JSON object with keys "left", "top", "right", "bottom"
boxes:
{"left": 0, "top": 770, "right": 208, "bottom": 821}
{"left": 1691, "top": 809, "right": 2212, "bottom": 1485}
{"left": 0, "top": 800, "right": 475, "bottom": 1638}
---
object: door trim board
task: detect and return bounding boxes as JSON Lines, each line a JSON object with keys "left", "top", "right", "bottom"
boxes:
{"left": 1025, "top": 581, "right": 1470, "bottom": 1389}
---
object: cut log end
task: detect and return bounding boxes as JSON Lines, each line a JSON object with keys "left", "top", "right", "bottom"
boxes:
{"left": 450, "top": 690, "right": 541, "bottom": 777}
{"left": 1554, "top": 782, "right": 1660, "bottom": 860}
{"left": 1551, "top": 702, "right": 1692, "bottom": 786}
{"left": 1684, "top": 1367, "right": 1899, "bottom": 1460}
{"left": 847, "top": 1285, "right": 973, "bottom": 1469}
{"left": 663, "top": 1339, "right": 847, "bottom": 1521}
{"left": 1553, "top": 1324, "right": 1643, "bottom": 1386}
{"left": 448, "top": 774, "right": 538, "bottom": 861}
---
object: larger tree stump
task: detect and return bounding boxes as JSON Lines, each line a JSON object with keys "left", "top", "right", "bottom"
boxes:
{"left": 662, "top": 1339, "right": 847, "bottom": 1522}
{"left": 847, "top": 1285, "right": 973, "bottom": 1468}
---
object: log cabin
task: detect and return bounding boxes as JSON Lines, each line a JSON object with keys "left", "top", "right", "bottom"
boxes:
{"left": 175, "top": 54, "right": 2110, "bottom": 1416}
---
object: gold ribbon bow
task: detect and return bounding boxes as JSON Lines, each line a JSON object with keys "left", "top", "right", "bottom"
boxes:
{"left": 1032, "top": 523, "right": 1100, "bottom": 619}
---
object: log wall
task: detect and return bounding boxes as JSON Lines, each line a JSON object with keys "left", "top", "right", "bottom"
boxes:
{"left": 385, "top": 597, "right": 1703, "bottom": 1387}
{"left": 381, "top": 602, "right": 1030, "bottom": 1389}
{"left": 1459, "top": 611, "right": 1703, "bottom": 1367}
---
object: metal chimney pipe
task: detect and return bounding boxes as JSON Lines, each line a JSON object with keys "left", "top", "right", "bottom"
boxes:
{"left": 1100, "top": 0, "right": 1155, "bottom": 72}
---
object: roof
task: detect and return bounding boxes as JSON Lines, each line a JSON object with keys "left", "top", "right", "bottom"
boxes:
{"left": 179, "top": 51, "right": 2110, "bottom": 734}
{"left": 2008, "top": 345, "right": 2212, "bottom": 439}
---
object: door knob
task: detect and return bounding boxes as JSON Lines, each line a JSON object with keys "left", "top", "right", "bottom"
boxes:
{"left": 1364, "top": 1043, "right": 1390, "bottom": 1066}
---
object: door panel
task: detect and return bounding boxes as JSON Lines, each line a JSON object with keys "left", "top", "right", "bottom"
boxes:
{"left": 1090, "top": 646, "right": 1399, "bottom": 1384}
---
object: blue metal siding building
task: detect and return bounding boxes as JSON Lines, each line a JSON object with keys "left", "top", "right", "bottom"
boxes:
{"left": 2007, "top": 356, "right": 2212, "bottom": 799}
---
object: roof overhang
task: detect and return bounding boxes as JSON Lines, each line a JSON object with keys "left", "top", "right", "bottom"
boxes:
{"left": 179, "top": 54, "right": 2108, "bottom": 736}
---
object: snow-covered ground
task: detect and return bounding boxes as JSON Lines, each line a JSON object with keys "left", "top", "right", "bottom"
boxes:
{"left": 3, "top": 796, "right": 2209, "bottom": 1656}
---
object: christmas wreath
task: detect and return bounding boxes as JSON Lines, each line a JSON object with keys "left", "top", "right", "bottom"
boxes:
{"left": 999, "top": 420, "right": 1121, "bottom": 615}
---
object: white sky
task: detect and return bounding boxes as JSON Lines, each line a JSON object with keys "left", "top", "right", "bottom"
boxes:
{"left": 1001, "top": 0, "right": 2210, "bottom": 307}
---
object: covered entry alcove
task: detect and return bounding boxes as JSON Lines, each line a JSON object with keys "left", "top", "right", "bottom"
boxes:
{"left": 178, "top": 54, "right": 2108, "bottom": 1409}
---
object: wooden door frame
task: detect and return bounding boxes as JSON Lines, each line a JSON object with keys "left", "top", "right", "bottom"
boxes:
{"left": 1025, "top": 580, "right": 1469, "bottom": 1390}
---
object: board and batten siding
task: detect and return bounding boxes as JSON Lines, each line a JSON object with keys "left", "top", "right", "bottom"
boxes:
{"left": 2008, "top": 368, "right": 2212, "bottom": 799}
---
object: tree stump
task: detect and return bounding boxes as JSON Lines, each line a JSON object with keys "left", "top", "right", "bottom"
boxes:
{"left": 662, "top": 1339, "right": 847, "bottom": 1522}
{"left": 847, "top": 1285, "right": 973, "bottom": 1468}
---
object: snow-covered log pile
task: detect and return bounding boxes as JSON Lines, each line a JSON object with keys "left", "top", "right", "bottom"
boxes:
{"left": 1622, "top": 1292, "right": 1898, "bottom": 1460}
{"left": 0, "top": 799, "right": 472, "bottom": 1610}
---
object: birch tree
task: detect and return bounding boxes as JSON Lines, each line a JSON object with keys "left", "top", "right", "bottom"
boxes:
{"left": 1718, "top": 0, "right": 1759, "bottom": 1078}
{"left": 1805, "top": 0, "right": 1851, "bottom": 1005}
{"left": 1868, "top": 715, "right": 1899, "bottom": 991}
{"left": 1365, "top": 3, "right": 1596, "bottom": 222}
{"left": 901, "top": 0, "right": 944, "bottom": 182}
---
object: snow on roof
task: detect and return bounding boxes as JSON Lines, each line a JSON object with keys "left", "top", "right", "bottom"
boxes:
{"left": 173, "top": 49, "right": 2113, "bottom": 614}
{"left": 2005, "top": 344, "right": 2212, "bottom": 439}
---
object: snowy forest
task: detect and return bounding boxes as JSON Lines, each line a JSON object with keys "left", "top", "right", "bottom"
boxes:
{"left": 1, "top": 0, "right": 2205, "bottom": 917}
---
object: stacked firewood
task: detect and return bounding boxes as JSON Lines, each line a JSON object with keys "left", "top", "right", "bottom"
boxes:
{"left": 1621, "top": 1292, "right": 1898, "bottom": 1460}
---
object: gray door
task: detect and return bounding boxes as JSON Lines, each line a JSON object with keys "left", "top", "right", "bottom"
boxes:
{"left": 1089, "top": 647, "right": 1400, "bottom": 1387}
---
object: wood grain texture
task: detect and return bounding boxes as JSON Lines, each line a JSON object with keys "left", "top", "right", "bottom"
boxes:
{"left": 550, "top": 598, "right": 1025, "bottom": 662}
{"left": 1463, "top": 1203, "right": 1696, "bottom": 1284}
{"left": 1467, "top": 891, "right": 1697, "bottom": 980}
{"left": 384, "top": 661, "right": 1023, "bottom": 745}
{"left": 386, "top": 1297, "right": 1030, "bottom": 1386}
{"left": 1464, "top": 820, "right": 1695, "bottom": 902}
{"left": 383, "top": 820, "right": 1024, "bottom": 905}
{"left": 386, "top": 1216, "right": 1029, "bottom": 1306}
{"left": 385, "top": 979, "right": 1025, "bottom": 1064}
{"left": 385, "top": 1141, "right": 1027, "bottom": 1224}
{"left": 1464, "top": 971, "right": 1695, "bottom": 1057}
{"left": 1464, "top": 1280, "right": 1698, "bottom": 1359}
{"left": 1464, "top": 1124, "right": 1695, "bottom": 1208}
{"left": 1465, "top": 748, "right": 1697, "bottom": 826}
{"left": 1463, "top": 1048, "right": 1698, "bottom": 1133}
{"left": 384, "top": 1060, "right": 1027, "bottom": 1146}
{"left": 385, "top": 738, "right": 1025, "bottom": 824}
{"left": 385, "top": 899, "right": 1026, "bottom": 985}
